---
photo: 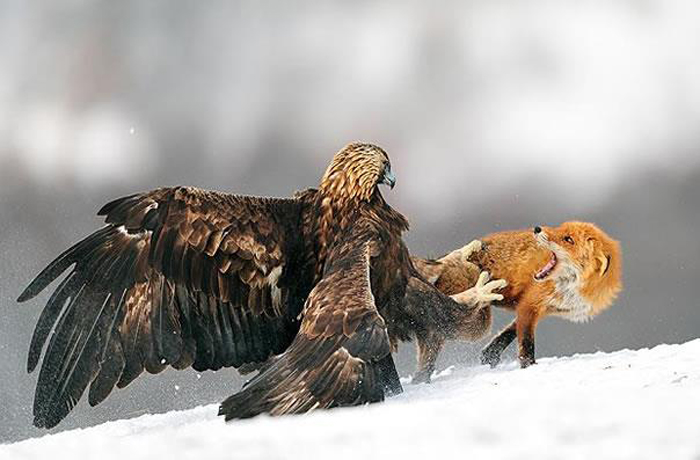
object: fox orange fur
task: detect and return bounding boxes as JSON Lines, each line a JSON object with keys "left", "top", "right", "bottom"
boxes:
{"left": 412, "top": 221, "right": 622, "bottom": 378}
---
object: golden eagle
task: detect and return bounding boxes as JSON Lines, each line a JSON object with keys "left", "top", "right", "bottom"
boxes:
{"left": 19, "top": 142, "right": 492, "bottom": 427}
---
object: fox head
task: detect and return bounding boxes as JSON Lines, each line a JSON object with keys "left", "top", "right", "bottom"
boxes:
{"left": 534, "top": 221, "right": 622, "bottom": 315}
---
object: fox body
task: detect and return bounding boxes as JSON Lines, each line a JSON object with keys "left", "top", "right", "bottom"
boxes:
{"left": 413, "top": 221, "right": 622, "bottom": 380}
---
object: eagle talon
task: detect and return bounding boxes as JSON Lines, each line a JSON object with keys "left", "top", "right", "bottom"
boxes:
{"left": 452, "top": 271, "right": 507, "bottom": 307}
{"left": 458, "top": 239, "right": 482, "bottom": 261}
{"left": 439, "top": 239, "right": 482, "bottom": 265}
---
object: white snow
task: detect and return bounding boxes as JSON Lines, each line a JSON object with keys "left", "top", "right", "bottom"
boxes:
{"left": 4, "top": 340, "right": 700, "bottom": 460}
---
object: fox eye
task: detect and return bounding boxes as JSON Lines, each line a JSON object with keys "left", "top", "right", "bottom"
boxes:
{"left": 564, "top": 236, "right": 575, "bottom": 245}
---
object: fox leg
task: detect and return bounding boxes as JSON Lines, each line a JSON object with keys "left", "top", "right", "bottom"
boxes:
{"left": 480, "top": 319, "right": 517, "bottom": 367}
{"left": 516, "top": 307, "right": 540, "bottom": 368}
{"left": 413, "top": 334, "right": 445, "bottom": 384}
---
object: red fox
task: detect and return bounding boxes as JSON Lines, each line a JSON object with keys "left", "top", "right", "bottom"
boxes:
{"left": 412, "top": 221, "right": 622, "bottom": 379}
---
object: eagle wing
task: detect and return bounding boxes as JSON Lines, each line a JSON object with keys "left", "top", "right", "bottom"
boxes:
{"left": 218, "top": 221, "right": 391, "bottom": 420}
{"left": 17, "top": 186, "right": 310, "bottom": 428}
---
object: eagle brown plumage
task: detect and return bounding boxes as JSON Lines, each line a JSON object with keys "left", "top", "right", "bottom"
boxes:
{"left": 19, "top": 142, "right": 486, "bottom": 427}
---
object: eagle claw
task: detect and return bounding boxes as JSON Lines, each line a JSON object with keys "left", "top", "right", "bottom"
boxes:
{"left": 437, "top": 239, "right": 482, "bottom": 266}
{"left": 458, "top": 239, "right": 483, "bottom": 261}
{"left": 452, "top": 271, "right": 507, "bottom": 307}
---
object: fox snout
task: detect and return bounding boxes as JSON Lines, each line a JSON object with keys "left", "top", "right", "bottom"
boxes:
{"left": 532, "top": 225, "right": 550, "bottom": 248}
{"left": 533, "top": 225, "right": 549, "bottom": 246}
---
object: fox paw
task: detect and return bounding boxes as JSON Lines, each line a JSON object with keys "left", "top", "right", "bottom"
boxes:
{"left": 480, "top": 348, "right": 502, "bottom": 368}
{"left": 411, "top": 371, "right": 432, "bottom": 385}
{"left": 453, "top": 271, "right": 507, "bottom": 306}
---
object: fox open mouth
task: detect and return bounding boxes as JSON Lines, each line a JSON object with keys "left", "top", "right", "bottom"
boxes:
{"left": 534, "top": 251, "right": 558, "bottom": 280}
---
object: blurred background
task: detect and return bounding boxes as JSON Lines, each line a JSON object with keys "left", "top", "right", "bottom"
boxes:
{"left": 1, "top": 0, "right": 699, "bottom": 444}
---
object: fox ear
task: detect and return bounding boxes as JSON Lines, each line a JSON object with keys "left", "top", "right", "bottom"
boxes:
{"left": 596, "top": 254, "right": 611, "bottom": 277}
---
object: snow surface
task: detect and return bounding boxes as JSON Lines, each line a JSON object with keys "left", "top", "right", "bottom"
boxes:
{"left": 4, "top": 340, "right": 700, "bottom": 460}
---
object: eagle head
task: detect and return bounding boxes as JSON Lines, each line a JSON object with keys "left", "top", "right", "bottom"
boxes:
{"left": 320, "top": 142, "right": 395, "bottom": 202}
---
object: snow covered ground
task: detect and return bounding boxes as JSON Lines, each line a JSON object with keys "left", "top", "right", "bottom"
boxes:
{"left": 4, "top": 340, "right": 700, "bottom": 460}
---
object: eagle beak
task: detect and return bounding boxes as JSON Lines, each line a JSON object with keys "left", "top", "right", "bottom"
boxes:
{"left": 381, "top": 166, "right": 396, "bottom": 189}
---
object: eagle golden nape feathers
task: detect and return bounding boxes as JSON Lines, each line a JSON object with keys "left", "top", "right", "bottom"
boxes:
{"left": 320, "top": 142, "right": 396, "bottom": 202}
{"left": 219, "top": 233, "right": 392, "bottom": 421}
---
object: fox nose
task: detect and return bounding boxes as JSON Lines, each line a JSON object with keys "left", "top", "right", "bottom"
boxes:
{"left": 534, "top": 226, "right": 542, "bottom": 234}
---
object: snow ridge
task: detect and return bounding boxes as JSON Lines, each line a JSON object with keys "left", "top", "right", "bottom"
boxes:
{"left": 4, "top": 340, "right": 700, "bottom": 460}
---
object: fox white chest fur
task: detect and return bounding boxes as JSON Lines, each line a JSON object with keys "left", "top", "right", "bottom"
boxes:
{"left": 546, "top": 263, "right": 593, "bottom": 323}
